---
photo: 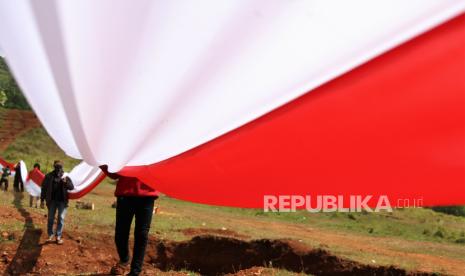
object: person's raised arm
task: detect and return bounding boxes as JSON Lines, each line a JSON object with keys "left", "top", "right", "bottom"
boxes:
{"left": 64, "top": 176, "right": 74, "bottom": 190}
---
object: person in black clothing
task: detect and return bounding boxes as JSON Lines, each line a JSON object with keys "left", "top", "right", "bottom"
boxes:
{"left": 13, "top": 162, "right": 24, "bottom": 193}
{"left": 100, "top": 165, "right": 158, "bottom": 276}
{"left": 40, "top": 160, "right": 74, "bottom": 244}
{"left": 0, "top": 166, "right": 11, "bottom": 191}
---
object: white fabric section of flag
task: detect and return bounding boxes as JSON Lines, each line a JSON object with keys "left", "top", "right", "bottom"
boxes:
{"left": 22, "top": 161, "right": 103, "bottom": 197}
{"left": 18, "top": 160, "right": 39, "bottom": 197}
{"left": 66, "top": 161, "right": 103, "bottom": 195}
{"left": 0, "top": 1, "right": 463, "bottom": 171}
{"left": 19, "top": 160, "right": 27, "bottom": 184}
{"left": 25, "top": 179, "right": 41, "bottom": 197}
{"left": 20, "top": 160, "right": 41, "bottom": 197}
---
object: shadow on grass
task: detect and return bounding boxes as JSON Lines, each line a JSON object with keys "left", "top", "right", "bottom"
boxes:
{"left": 4, "top": 192, "right": 43, "bottom": 275}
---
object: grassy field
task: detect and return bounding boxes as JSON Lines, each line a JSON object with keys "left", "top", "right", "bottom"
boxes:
{"left": 0, "top": 112, "right": 465, "bottom": 275}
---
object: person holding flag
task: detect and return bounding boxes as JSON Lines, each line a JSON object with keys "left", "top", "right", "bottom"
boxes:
{"left": 0, "top": 166, "right": 11, "bottom": 191}
{"left": 100, "top": 165, "right": 158, "bottom": 276}
{"left": 41, "top": 160, "right": 74, "bottom": 244}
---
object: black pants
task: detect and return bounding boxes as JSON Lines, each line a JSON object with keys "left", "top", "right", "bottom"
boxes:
{"left": 0, "top": 178, "right": 8, "bottom": 191}
{"left": 115, "top": 196, "right": 155, "bottom": 275}
{"left": 13, "top": 180, "right": 23, "bottom": 192}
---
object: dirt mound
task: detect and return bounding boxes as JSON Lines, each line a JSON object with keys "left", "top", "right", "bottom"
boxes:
{"left": 147, "top": 235, "right": 432, "bottom": 276}
{"left": 180, "top": 228, "right": 250, "bottom": 239}
{"left": 1, "top": 232, "right": 434, "bottom": 276}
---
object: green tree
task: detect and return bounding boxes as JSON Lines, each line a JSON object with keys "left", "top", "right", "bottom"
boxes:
{"left": 0, "top": 57, "right": 30, "bottom": 110}
{"left": 0, "top": 90, "right": 7, "bottom": 106}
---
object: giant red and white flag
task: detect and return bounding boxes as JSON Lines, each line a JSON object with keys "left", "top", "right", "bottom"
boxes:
{"left": 23, "top": 160, "right": 106, "bottom": 199}
{"left": 0, "top": 0, "right": 463, "bottom": 207}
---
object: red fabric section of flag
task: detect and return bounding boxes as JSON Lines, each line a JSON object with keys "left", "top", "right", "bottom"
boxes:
{"left": 68, "top": 172, "right": 106, "bottom": 199}
{"left": 27, "top": 167, "right": 44, "bottom": 184}
{"left": 121, "top": 14, "right": 465, "bottom": 208}
{"left": 0, "top": 158, "right": 16, "bottom": 171}
{"left": 16, "top": 160, "right": 106, "bottom": 199}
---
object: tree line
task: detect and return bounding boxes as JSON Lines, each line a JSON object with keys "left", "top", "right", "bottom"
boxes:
{"left": 0, "top": 57, "right": 30, "bottom": 110}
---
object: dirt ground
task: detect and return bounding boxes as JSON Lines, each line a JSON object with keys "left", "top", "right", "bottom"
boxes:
{"left": 214, "top": 215, "right": 465, "bottom": 276}
{"left": 0, "top": 109, "right": 40, "bottom": 152}
{"left": 0, "top": 204, "right": 439, "bottom": 276}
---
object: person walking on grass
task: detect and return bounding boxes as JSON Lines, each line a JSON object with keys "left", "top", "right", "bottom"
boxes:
{"left": 100, "top": 165, "right": 158, "bottom": 276}
{"left": 0, "top": 166, "right": 11, "bottom": 191}
{"left": 41, "top": 160, "right": 74, "bottom": 244}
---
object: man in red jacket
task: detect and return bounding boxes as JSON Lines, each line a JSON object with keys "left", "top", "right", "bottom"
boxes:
{"left": 100, "top": 165, "right": 158, "bottom": 276}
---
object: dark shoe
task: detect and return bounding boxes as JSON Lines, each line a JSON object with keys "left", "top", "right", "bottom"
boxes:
{"left": 110, "top": 261, "right": 129, "bottom": 275}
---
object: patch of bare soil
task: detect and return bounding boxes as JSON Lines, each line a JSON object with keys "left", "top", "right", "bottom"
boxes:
{"left": 0, "top": 109, "right": 41, "bottom": 151}
{"left": 202, "top": 212, "right": 465, "bottom": 275}
{"left": 180, "top": 228, "right": 250, "bottom": 239}
{"left": 147, "top": 235, "right": 433, "bottom": 276}
{"left": 0, "top": 225, "right": 434, "bottom": 275}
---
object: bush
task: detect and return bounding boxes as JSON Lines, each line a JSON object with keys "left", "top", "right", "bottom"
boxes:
{"left": 455, "top": 238, "right": 465, "bottom": 244}
{"left": 347, "top": 214, "right": 356, "bottom": 220}
{"left": 0, "top": 57, "right": 31, "bottom": 110}
{"left": 433, "top": 230, "right": 444, "bottom": 238}
{"left": 431, "top": 206, "right": 465, "bottom": 217}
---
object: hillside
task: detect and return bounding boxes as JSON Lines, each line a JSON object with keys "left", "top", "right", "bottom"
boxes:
{"left": 0, "top": 55, "right": 76, "bottom": 170}
{"left": 0, "top": 107, "right": 79, "bottom": 172}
